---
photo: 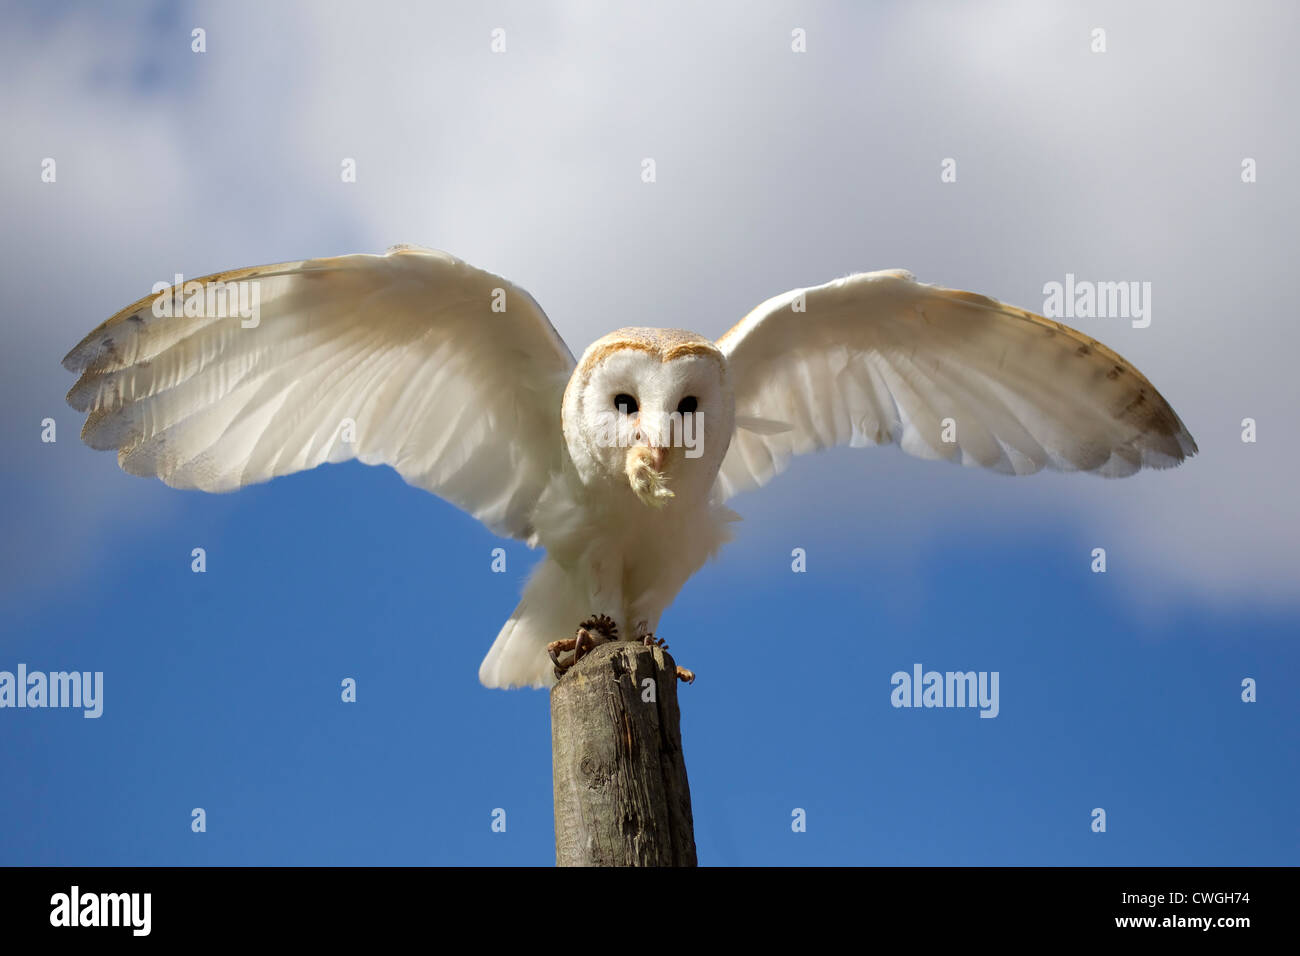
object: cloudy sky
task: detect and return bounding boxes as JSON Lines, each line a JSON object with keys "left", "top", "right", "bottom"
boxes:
{"left": 2, "top": 1, "right": 1295, "bottom": 866}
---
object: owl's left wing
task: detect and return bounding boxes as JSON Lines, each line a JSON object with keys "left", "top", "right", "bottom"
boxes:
{"left": 63, "top": 246, "right": 575, "bottom": 541}
{"left": 715, "top": 270, "right": 1196, "bottom": 500}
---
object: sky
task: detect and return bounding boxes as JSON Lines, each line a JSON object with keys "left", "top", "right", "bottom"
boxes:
{"left": 1, "top": 0, "right": 1296, "bottom": 865}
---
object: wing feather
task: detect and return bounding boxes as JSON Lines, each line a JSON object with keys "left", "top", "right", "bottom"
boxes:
{"left": 715, "top": 271, "right": 1195, "bottom": 499}
{"left": 63, "top": 246, "right": 575, "bottom": 540}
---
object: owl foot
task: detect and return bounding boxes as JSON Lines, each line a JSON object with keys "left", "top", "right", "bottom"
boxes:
{"left": 549, "top": 615, "right": 620, "bottom": 680}
{"left": 634, "top": 621, "right": 666, "bottom": 649}
{"left": 547, "top": 637, "right": 577, "bottom": 677}
{"left": 634, "top": 623, "right": 687, "bottom": 683}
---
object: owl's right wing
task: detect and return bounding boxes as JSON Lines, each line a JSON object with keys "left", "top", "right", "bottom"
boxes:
{"left": 63, "top": 246, "right": 575, "bottom": 542}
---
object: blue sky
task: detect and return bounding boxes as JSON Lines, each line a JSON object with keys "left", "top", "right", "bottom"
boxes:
{"left": 1, "top": 1, "right": 1296, "bottom": 865}
{"left": 4, "top": 456, "right": 1294, "bottom": 865}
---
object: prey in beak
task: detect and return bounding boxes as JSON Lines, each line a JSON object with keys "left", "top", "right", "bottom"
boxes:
{"left": 625, "top": 443, "right": 673, "bottom": 507}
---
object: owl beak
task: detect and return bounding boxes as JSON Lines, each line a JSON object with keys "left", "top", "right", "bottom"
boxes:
{"left": 625, "top": 443, "right": 674, "bottom": 507}
{"left": 630, "top": 421, "right": 670, "bottom": 472}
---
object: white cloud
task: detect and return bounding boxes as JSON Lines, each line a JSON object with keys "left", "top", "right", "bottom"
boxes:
{"left": 3, "top": 0, "right": 1296, "bottom": 608}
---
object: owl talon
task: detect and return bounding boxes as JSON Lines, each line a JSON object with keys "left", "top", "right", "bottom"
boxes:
{"left": 551, "top": 617, "right": 684, "bottom": 683}
{"left": 549, "top": 616, "right": 619, "bottom": 680}
{"left": 547, "top": 638, "right": 577, "bottom": 667}
{"left": 547, "top": 637, "right": 579, "bottom": 678}
{"left": 574, "top": 627, "right": 601, "bottom": 662}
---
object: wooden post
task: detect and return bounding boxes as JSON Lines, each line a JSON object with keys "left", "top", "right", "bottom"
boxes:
{"left": 550, "top": 640, "right": 697, "bottom": 866}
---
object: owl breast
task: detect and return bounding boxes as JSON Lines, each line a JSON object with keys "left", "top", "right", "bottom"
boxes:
{"left": 529, "top": 462, "right": 737, "bottom": 633}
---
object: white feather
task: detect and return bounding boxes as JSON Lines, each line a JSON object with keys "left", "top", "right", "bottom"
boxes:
{"left": 65, "top": 257, "right": 1196, "bottom": 690}
{"left": 715, "top": 271, "right": 1197, "bottom": 499}
{"left": 63, "top": 246, "right": 574, "bottom": 541}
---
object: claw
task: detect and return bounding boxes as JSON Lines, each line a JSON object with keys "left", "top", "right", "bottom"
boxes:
{"left": 574, "top": 627, "right": 599, "bottom": 663}
{"left": 550, "top": 615, "right": 620, "bottom": 680}
{"left": 675, "top": 666, "right": 695, "bottom": 685}
{"left": 547, "top": 638, "right": 577, "bottom": 667}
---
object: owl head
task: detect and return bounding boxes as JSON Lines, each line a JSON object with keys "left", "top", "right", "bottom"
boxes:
{"left": 563, "top": 328, "right": 735, "bottom": 507}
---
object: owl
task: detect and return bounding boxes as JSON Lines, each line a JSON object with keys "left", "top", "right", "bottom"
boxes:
{"left": 62, "top": 246, "right": 1196, "bottom": 688}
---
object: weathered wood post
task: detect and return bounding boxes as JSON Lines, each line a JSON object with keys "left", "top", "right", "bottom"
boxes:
{"left": 550, "top": 640, "right": 697, "bottom": 866}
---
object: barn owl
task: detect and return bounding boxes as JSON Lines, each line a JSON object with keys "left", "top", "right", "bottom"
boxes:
{"left": 62, "top": 246, "right": 1196, "bottom": 688}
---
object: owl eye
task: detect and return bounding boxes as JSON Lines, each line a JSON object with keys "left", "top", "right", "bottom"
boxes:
{"left": 614, "top": 393, "right": 638, "bottom": 414}
{"left": 677, "top": 396, "right": 698, "bottom": 415}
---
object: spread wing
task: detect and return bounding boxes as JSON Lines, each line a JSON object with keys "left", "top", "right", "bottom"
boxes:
{"left": 715, "top": 270, "right": 1196, "bottom": 500}
{"left": 63, "top": 246, "right": 575, "bottom": 541}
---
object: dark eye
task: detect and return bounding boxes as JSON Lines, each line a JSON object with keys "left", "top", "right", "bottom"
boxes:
{"left": 677, "top": 396, "right": 698, "bottom": 415}
{"left": 614, "top": 393, "right": 638, "bottom": 414}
